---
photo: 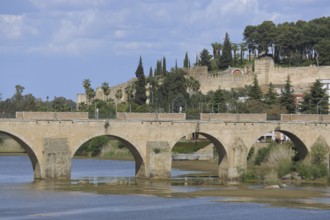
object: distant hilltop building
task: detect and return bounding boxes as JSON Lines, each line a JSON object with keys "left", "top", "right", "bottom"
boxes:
{"left": 76, "top": 57, "right": 330, "bottom": 107}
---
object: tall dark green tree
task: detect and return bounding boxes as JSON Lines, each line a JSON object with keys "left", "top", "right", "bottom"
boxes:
{"left": 315, "top": 39, "right": 330, "bottom": 65}
{"left": 183, "top": 52, "right": 190, "bottom": 68}
{"left": 300, "top": 80, "right": 329, "bottom": 114}
{"left": 162, "top": 57, "right": 167, "bottom": 75}
{"left": 134, "top": 56, "right": 147, "bottom": 105}
{"left": 264, "top": 82, "right": 277, "bottom": 105}
{"left": 198, "top": 48, "right": 212, "bottom": 70}
{"left": 248, "top": 76, "right": 262, "bottom": 101}
{"left": 280, "top": 76, "right": 296, "bottom": 113}
{"left": 212, "top": 88, "right": 226, "bottom": 113}
{"left": 220, "top": 32, "right": 233, "bottom": 69}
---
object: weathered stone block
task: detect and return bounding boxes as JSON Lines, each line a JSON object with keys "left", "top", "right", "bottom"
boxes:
{"left": 43, "top": 138, "right": 71, "bottom": 179}
{"left": 146, "top": 141, "right": 171, "bottom": 179}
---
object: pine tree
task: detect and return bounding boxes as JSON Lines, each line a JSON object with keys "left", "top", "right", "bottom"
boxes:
{"left": 134, "top": 56, "right": 147, "bottom": 105}
{"left": 300, "top": 80, "right": 329, "bottom": 114}
{"left": 264, "top": 82, "right": 277, "bottom": 105}
{"left": 198, "top": 48, "right": 212, "bottom": 70}
{"left": 280, "top": 76, "right": 296, "bottom": 113}
{"left": 248, "top": 76, "right": 262, "bottom": 101}
{"left": 220, "top": 32, "right": 233, "bottom": 69}
{"left": 212, "top": 88, "right": 225, "bottom": 113}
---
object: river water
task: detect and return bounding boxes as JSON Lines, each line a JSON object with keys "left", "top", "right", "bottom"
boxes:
{"left": 1, "top": 155, "right": 330, "bottom": 220}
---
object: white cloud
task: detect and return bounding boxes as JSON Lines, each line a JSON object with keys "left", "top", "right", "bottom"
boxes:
{"left": 28, "top": 38, "right": 104, "bottom": 55}
{"left": 113, "top": 41, "right": 162, "bottom": 55}
{"left": 29, "top": 0, "right": 106, "bottom": 10}
{"left": 52, "top": 10, "right": 97, "bottom": 43}
{"left": 114, "top": 30, "right": 127, "bottom": 39}
{"left": 0, "top": 15, "right": 37, "bottom": 39}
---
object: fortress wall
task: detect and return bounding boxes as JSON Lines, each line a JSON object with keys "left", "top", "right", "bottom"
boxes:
{"left": 255, "top": 57, "right": 330, "bottom": 90}
{"left": 197, "top": 74, "right": 254, "bottom": 94}
{"left": 200, "top": 113, "right": 267, "bottom": 121}
{"left": 16, "top": 112, "right": 88, "bottom": 120}
{"left": 116, "top": 112, "right": 186, "bottom": 121}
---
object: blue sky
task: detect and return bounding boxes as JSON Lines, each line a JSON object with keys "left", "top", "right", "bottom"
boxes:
{"left": 1, "top": 0, "right": 329, "bottom": 101}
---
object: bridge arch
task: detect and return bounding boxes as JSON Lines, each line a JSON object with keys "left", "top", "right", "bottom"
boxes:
{"left": 247, "top": 128, "right": 309, "bottom": 160}
{"left": 71, "top": 134, "right": 145, "bottom": 177}
{"left": 171, "top": 132, "right": 229, "bottom": 178}
{"left": 0, "top": 130, "right": 41, "bottom": 179}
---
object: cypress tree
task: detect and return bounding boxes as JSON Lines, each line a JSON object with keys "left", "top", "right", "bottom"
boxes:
{"left": 248, "top": 76, "right": 262, "bottom": 101}
{"left": 148, "top": 67, "right": 153, "bottom": 79}
{"left": 280, "top": 76, "right": 296, "bottom": 113}
{"left": 220, "top": 32, "right": 233, "bottom": 69}
{"left": 184, "top": 52, "right": 189, "bottom": 68}
{"left": 162, "top": 57, "right": 167, "bottom": 76}
{"left": 134, "top": 56, "right": 147, "bottom": 105}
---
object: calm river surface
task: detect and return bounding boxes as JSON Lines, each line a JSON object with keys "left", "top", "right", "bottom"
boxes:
{"left": 1, "top": 154, "right": 330, "bottom": 220}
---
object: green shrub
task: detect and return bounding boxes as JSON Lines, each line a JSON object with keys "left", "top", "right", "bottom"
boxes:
{"left": 265, "top": 144, "right": 294, "bottom": 177}
{"left": 77, "top": 136, "right": 111, "bottom": 157}
{"left": 295, "top": 161, "right": 328, "bottom": 180}
{"left": 240, "top": 170, "right": 257, "bottom": 182}
{"left": 247, "top": 147, "right": 255, "bottom": 161}
{"left": 263, "top": 169, "right": 279, "bottom": 185}
{"left": 311, "top": 143, "right": 329, "bottom": 166}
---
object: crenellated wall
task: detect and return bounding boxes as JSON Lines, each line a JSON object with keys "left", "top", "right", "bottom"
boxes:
{"left": 255, "top": 57, "right": 330, "bottom": 92}
{"left": 76, "top": 57, "right": 330, "bottom": 105}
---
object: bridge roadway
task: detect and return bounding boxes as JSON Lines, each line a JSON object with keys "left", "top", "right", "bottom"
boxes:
{"left": 0, "top": 113, "right": 330, "bottom": 180}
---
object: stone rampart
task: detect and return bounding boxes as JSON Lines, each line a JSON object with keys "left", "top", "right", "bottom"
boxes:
{"left": 200, "top": 113, "right": 267, "bottom": 122}
{"left": 116, "top": 112, "right": 186, "bottom": 121}
{"left": 16, "top": 112, "right": 88, "bottom": 120}
{"left": 255, "top": 57, "right": 330, "bottom": 91}
{"left": 197, "top": 74, "right": 254, "bottom": 93}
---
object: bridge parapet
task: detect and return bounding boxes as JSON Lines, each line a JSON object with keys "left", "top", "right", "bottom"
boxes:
{"left": 16, "top": 112, "right": 89, "bottom": 120}
{"left": 281, "top": 114, "right": 330, "bottom": 122}
{"left": 200, "top": 113, "right": 267, "bottom": 122}
{"left": 116, "top": 112, "right": 186, "bottom": 121}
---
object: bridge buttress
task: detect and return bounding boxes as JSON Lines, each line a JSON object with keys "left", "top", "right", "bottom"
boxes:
{"left": 226, "top": 137, "right": 248, "bottom": 180}
{"left": 42, "top": 138, "right": 71, "bottom": 180}
{"left": 145, "top": 141, "right": 171, "bottom": 179}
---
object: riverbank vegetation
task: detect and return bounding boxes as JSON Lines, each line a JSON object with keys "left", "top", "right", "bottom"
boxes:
{"left": 241, "top": 140, "right": 329, "bottom": 184}
{"left": 76, "top": 137, "right": 133, "bottom": 160}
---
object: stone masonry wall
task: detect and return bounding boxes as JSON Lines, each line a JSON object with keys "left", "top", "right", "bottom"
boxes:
{"left": 281, "top": 114, "right": 330, "bottom": 122}
{"left": 16, "top": 112, "right": 88, "bottom": 120}
{"left": 116, "top": 112, "right": 186, "bottom": 121}
{"left": 200, "top": 113, "right": 267, "bottom": 121}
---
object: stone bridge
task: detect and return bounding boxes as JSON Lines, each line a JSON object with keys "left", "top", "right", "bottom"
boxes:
{"left": 1, "top": 112, "right": 330, "bottom": 180}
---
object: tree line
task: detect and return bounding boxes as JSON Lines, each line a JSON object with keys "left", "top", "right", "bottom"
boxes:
{"left": 243, "top": 17, "right": 330, "bottom": 66}
{"left": 1, "top": 16, "right": 329, "bottom": 118}
{"left": 0, "top": 85, "right": 75, "bottom": 118}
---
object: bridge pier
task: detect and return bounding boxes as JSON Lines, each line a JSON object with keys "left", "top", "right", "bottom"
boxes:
{"left": 146, "top": 141, "right": 171, "bottom": 179}
{"left": 227, "top": 138, "right": 248, "bottom": 180}
{"left": 41, "top": 138, "right": 71, "bottom": 180}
